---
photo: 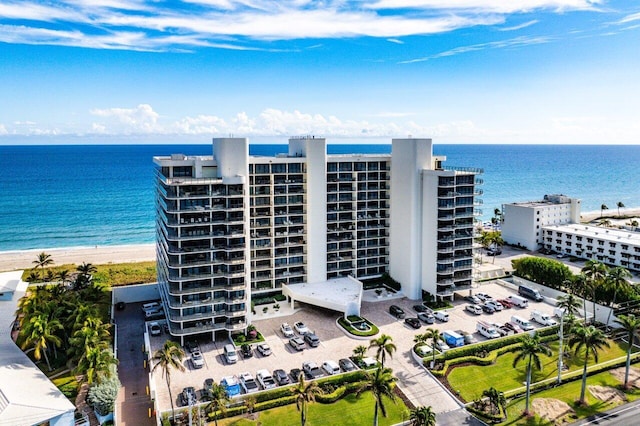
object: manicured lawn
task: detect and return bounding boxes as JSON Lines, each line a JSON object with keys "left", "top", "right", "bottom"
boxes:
{"left": 500, "top": 369, "right": 640, "bottom": 425}
{"left": 448, "top": 339, "right": 635, "bottom": 402}
{"left": 218, "top": 392, "right": 408, "bottom": 426}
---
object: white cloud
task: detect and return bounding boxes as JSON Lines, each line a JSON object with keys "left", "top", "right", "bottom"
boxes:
{"left": 0, "top": 124, "right": 7, "bottom": 135}
{"left": 386, "top": 38, "right": 404, "bottom": 44}
{"left": 498, "top": 19, "right": 539, "bottom": 31}
{"left": 90, "top": 104, "right": 162, "bottom": 133}
{"left": 0, "top": 0, "right": 608, "bottom": 50}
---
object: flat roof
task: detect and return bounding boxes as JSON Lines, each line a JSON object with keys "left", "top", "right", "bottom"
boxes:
{"left": 544, "top": 224, "right": 640, "bottom": 244}
{"left": 0, "top": 271, "right": 75, "bottom": 426}
{"left": 282, "top": 276, "right": 363, "bottom": 315}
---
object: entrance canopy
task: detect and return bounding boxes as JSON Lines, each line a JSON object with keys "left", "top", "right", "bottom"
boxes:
{"left": 282, "top": 276, "right": 363, "bottom": 317}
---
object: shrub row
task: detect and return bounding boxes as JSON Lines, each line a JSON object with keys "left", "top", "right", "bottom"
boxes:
{"left": 255, "top": 395, "right": 297, "bottom": 411}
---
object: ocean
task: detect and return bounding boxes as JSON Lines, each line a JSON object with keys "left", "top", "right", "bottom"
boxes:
{"left": 1, "top": 143, "right": 638, "bottom": 251}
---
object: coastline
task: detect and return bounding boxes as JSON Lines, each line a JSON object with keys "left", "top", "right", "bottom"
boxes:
{"left": 0, "top": 243, "right": 156, "bottom": 272}
{"left": 580, "top": 207, "right": 640, "bottom": 223}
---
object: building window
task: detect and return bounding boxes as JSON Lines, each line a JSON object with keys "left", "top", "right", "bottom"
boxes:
{"left": 587, "top": 238, "right": 593, "bottom": 243}
{"left": 609, "top": 242, "right": 616, "bottom": 248}
{"left": 255, "top": 164, "right": 269, "bottom": 174}
{"left": 577, "top": 236, "right": 583, "bottom": 241}
{"left": 173, "top": 166, "right": 192, "bottom": 177}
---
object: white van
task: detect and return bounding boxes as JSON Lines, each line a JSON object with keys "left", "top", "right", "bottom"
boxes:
{"left": 531, "top": 311, "right": 557, "bottom": 326}
{"left": 476, "top": 321, "right": 500, "bottom": 339}
{"left": 434, "top": 311, "right": 449, "bottom": 322}
{"left": 506, "top": 295, "right": 529, "bottom": 308}
{"left": 224, "top": 344, "right": 238, "bottom": 364}
{"left": 511, "top": 315, "right": 534, "bottom": 331}
{"left": 142, "top": 302, "right": 161, "bottom": 313}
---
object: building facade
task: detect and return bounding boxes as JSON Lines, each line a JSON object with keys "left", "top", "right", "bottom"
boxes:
{"left": 154, "top": 137, "right": 482, "bottom": 342}
{"left": 501, "top": 194, "right": 581, "bottom": 250}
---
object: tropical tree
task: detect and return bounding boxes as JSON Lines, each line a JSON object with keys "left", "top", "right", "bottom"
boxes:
{"left": 582, "top": 260, "right": 609, "bottom": 323}
{"left": 152, "top": 340, "right": 185, "bottom": 422}
{"left": 74, "top": 347, "right": 117, "bottom": 384}
{"left": 570, "top": 325, "right": 610, "bottom": 404}
{"left": 617, "top": 201, "right": 625, "bottom": 216}
{"left": 68, "top": 317, "right": 111, "bottom": 364}
{"left": 75, "top": 262, "right": 97, "bottom": 290}
{"left": 357, "top": 367, "right": 397, "bottom": 426}
{"left": 413, "top": 333, "right": 428, "bottom": 345}
{"left": 614, "top": 314, "right": 640, "bottom": 389}
{"left": 205, "top": 382, "right": 231, "bottom": 426}
{"left": 369, "top": 334, "right": 396, "bottom": 367}
{"left": 291, "top": 372, "right": 323, "bottom": 426}
{"left": 353, "top": 345, "right": 368, "bottom": 364}
{"left": 424, "top": 328, "right": 441, "bottom": 368}
{"left": 19, "top": 314, "right": 63, "bottom": 371}
{"left": 600, "top": 203, "right": 608, "bottom": 218}
{"left": 629, "top": 220, "right": 639, "bottom": 228}
{"left": 482, "top": 387, "right": 506, "bottom": 417}
{"left": 605, "top": 267, "right": 632, "bottom": 327}
{"left": 556, "top": 293, "right": 582, "bottom": 319}
{"left": 32, "top": 252, "right": 54, "bottom": 280}
{"left": 409, "top": 405, "right": 436, "bottom": 426}
{"left": 57, "top": 269, "right": 71, "bottom": 286}
{"left": 512, "top": 333, "right": 552, "bottom": 415}
{"left": 598, "top": 219, "right": 612, "bottom": 228}
{"left": 487, "top": 232, "right": 505, "bottom": 264}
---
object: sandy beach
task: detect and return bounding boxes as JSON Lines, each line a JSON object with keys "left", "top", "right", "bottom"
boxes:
{"left": 580, "top": 207, "right": 640, "bottom": 224}
{"left": 0, "top": 244, "right": 156, "bottom": 272}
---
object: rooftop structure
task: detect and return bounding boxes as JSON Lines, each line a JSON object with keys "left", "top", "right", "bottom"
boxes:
{"left": 154, "top": 137, "right": 482, "bottom": 343}
{"left": 0, "top": 271, "right": 76, "bottom": 426}
{"left": 502, "top": 194, "right": 581, "bottom": 250}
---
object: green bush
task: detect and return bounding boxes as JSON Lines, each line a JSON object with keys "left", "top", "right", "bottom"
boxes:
{"left": 88, "top": 376, "right": 121, "bottom": 415}
{"left": 337, "top": 317, "right": 379, "bottom": 337}
{"left": 53, "top": 376, "right": 80, "bottom": 399}
{"left": 255, "top": 396, "right": 296, "bottom": 411}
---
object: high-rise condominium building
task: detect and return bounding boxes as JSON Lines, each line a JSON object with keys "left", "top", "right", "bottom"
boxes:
{"left": 154, "top": 137, "right": 482, "bottom": 343}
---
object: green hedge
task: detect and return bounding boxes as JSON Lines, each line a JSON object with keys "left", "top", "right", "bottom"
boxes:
{"left": 255, "top": 396, "right": 297, "bottom": 411}
{"left": 53, "top": 376, "right": 80, "bottom": 399}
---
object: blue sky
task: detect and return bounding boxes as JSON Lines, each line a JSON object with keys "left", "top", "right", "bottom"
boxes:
{"left": 1, "top": 0, "right": 639, "bottom": 144}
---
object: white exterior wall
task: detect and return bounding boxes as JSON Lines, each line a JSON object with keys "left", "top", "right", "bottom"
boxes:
{"left": 421, "top": 172, "right": 439, "bottom": 296}
{"left": 502, "top": 204, "right": 539, "bottom": 250}
{"left": 390, "top": 138, "right": 433, "bottom": 300}
{"left": 213, "top": 137, "right": 249, "bottom": 178}
{"left": 296, "top": 137, "right": 327, "bottom": 283}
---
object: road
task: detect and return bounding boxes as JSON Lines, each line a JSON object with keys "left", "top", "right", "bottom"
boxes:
{"left": 570, "top": 399, "right": 640, "bottom": 426}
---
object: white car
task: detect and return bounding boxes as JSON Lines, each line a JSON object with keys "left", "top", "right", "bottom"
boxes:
{"left": 485, "top": 300, "right": 504, "bottom": 312}
{"left": 239, "top": 372, "right": 259, "bottom": 394}
{"left": 476, "top": 292, "right": 493, "bottom": 302}
{"left": 294, "top": 321, "right": 309, "bottom": 335}
{"left": 280, "top": 323, "right": 294, "bottom": 338}
{"left": 435, "top": 340, "right": 450, "bottom": 352}
{"left": 465, "top": 304, "right": 482, "bottom": 315}
{"left": 191, "top": 350, "right": 204, "bottom": 369}
{"left": 256, "top": 343, "right": 272, "bottom": 356}
{"left": 322, "top": 360, "right": 340, "bottom": 375}
{"left": 256, "top": 369, "right": 277, "bottom": 389}
{"left": 149, "top": 322, "right": 161, "bottom": 336}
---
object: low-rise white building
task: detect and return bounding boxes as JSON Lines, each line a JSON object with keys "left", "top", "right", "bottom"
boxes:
{"left": 542, "top": 224, "right": 640, "bottom": 272}
{"left": 501, "top": 194, "right": 581, "bottom": 250}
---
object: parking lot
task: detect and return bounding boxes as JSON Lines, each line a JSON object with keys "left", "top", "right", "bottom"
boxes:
{"left": 148, "top": 281, "right": 560, "bottom": 415}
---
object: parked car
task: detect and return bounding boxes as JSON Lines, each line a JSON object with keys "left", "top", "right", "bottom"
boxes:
{"left": 485, "top": 300, "right": 504, "bottom": 312}
{"left": 191, "top": 350, "right": 204, "bottom": 369}
{"left": 256, "top": 343, "right": 272, "bottom": 356}
{"left": 413, "top": 304, "right": 428, "bottom": 313}
{"left": 290, "top": 368, "right": 303, "bottom": 382}
{"left": 556, "top": 252, "right": 568, "bottom": 259}
{"left": 180, "top": 387, "right": 197, "bottom": 406}
{"left": 504, "top": 321, "right": 523, "bottom": 333}
{"left": 294, "top": 321, "right": 310, "bottom": 335}
{"left": 497, "top": 299, "right": 513, "bottom": 309}
{"left": 465, "top": 295, "right": 482, "bottom": 304}
{"left": 185, "top": 341, "right": 198, "bottom": 353}
{"left": 435, "top": 340, "right": 450, "bottom": 352}
{"left": 417, "top": 312, "right": 435, "bottom": 324}
{"left": 498, "top": 325, "right": 515, "bottom": 337}
{"left": 280, "top": 322, "right": 294, "bottom": 337}
{"left": 458, "top": 330, "right": 478, "bottom": 344}
{"left": 302, "top": 361, "right": 325, "bottom": 379}
{"left": 389, "top": 305, "right": 406, "bottom": 319}
{"left": 220, "top": 376, "right": 241, "bottom": 397}
{"left": 322, "top": 360, "right": 341, "bottom": 375}
{"left": 289, "top": 337, "right": 305, "bottom": 351}
{"left": 304, "top": 332, "right": 320, "bottom": 347}
{"left": 433, "top": 311, "right": 449, "bottom": 322}
{"left": 239, "top": 372, "right": 259, "bottom": 394}
{"left": 339, "top": 358, "right": 357, "bottom": 372}
{"left": 404, "top": 317, "right": 421, "bottom": 329}
{"left": 273, "top": 369, "right": 291, "bottom": 386}
{"left": 256, "top": 369, "right": 277, "bottom": 390}
{"left": 465, "top": 304, "right": 482, "bottom": 315}
{"left": 476, "top": 293, "right": 493, "bottom": 302}
{"left": 149, "top": 322, "right": 161, "bottom": 336}
{"left": 482, "top": 303, "right": 496, "bottom": 314}
{"left": 240, "top": 344, "right": 253, "bottom": 358}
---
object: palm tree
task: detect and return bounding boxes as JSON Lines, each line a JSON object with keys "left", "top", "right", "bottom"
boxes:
{"left": 512, "top": 333, "right": 551, "bottom": 415}
{"left": 605, "top": 267, "right": 632, "bottom": 328}
{"left": 205, "top": 382, "right": 231, "bottom": 426}
{"left": 556, "top": 293, "right": 582, "bottom": 318}
{"left": 570, "top": 325, "right": 610, "bottom": 404}
{"left": 357, "top": 367, "right": 397, "bottom": 426}
{"left": 423, "top": 328, "right": 441, "bottom": 368}
{"left": 629, "top": 220, "right": 639, "bottom": 228}
{"left": 291, "top": 372, "right": 323, "bottom": 426}
{"left": 488, "top": 232, "right": 504, "bottom": 264}
{"left": 57, "top": 269, "right": 70, "bottom": 287}
{"left": 409, "top": 405, "right": 436, "bottom": 426}
{"left": 75, "top": 262, "right": 97, "bottom": 290}
{"left": 600, "top": 203, "right": 608, "bottom": 218}
{"left": 582, "top": 260, "right": 609, "bottom": 323}
{"left": 32, "top": 252, "right": 54, "bottom": 280}
{"left": 614, "top": 314, "right": 640, "bottom": 389}
{"left": 598, "top": 219, "right": 612, "bottom": 228}
{"left": 19, "top": 314, "right": 63, "bottom": 371}
{"left": 353, "top": 345, "right": 368, "bottom": 364}
{"left": 572, "top": 273, "right": 589, "bottom": 318}
{"left": 482, "top": 387, "right": 506, "bottom": 417}
{"left": 617, "top": 201, "right": 625, "bottom": 216}
{"left": 152, "top": 340, "right": 185, "bottom": 423}
{"left": 68, "top": 317, "right": 111, "bottom": 364}
{"left": 74, "top": 347, "right": 117, "bottom": 384}
{"left": 369, "top": 334, "right": 396, "bottom": 368}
